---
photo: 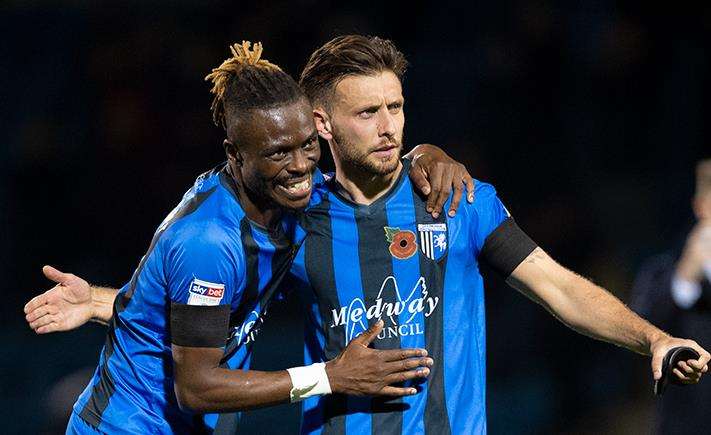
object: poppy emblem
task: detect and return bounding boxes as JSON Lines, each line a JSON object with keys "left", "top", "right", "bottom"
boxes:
{"left": 384, "top": 227, "right": 417, "bottom": 260}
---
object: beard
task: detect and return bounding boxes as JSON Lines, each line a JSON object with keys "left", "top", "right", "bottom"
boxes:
{"left": 331, "top": 130, "right": 404, "bottom": 176}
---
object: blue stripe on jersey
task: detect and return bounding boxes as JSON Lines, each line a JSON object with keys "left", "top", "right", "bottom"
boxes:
{"left": 442, "top": 252, "right": 486, "bottom": 432}
{"left": 384, "top": 182, "right": 427, "bottom": 435}
{"left": 410, "top": 190, "right": 451, "bottom": 435}
{"left": 328, "top": 194, "right": 372, "bottom": 435}
{"left": 292, "top": 244, "right": 326, "bottom": 435}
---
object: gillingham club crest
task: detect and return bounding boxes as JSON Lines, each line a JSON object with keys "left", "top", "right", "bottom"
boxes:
{"left": 417, "top": 223, "right": 447, "bottom": 261}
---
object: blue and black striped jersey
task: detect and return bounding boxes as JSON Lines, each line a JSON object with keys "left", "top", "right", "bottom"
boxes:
{"left": 290, "top": 158, "right": 514, "bottom": 435}
{"left": 71, "top": 164, "right": 306, "bottom": 434}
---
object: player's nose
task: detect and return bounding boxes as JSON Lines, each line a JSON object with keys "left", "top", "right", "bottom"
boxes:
{"left": 287, "top": 148, "right": 310, "bottom": 174}
{"left": 378, "top": 110, "right": 397, "bottom": 137}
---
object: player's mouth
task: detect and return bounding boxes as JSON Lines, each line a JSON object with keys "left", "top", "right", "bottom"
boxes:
{"left": 371, "top": 143, "right": 399, "bottom": 159}
{"left": 275, "top": 175, "right": 312, "bottom": 201}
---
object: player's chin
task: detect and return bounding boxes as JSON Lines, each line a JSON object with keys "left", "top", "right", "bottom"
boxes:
{"left": 271, "top": 188, "right": 312, "bottom": 211}
{"left": 368, "top": 155, "right": 400, "bottom": 175}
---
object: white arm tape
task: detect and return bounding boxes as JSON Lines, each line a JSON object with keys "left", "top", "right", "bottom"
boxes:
{"left": 286, "top": 362, "right": 332, "bottom": 403}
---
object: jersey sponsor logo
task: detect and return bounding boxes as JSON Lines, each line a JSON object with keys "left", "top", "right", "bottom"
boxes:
{"left": 417, "top": 223, "right": 447, "bottom": 261}
{"left": 384, "top": 226, "right": 418, "bottom": 260}
{"left": 187, "top": 278, "right": 225, "bottom": 306}
{"left": 330, "top": 276, "right": 439, "bottom": 344}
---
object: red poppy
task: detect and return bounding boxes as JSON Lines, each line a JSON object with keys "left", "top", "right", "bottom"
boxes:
{"left": 389, "top": 230, "right": 417, "bottom": 259}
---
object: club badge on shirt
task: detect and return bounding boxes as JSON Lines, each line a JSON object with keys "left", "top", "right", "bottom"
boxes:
{"left": 417, "top": 223, "right": 447, "bottom": 261}
{"left": 187, "top": 278, "right": 225, "bottom": 306}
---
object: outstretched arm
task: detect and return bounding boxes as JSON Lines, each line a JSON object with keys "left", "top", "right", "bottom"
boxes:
{"left": 508, "top": 247, "right": 710, "bottom": 382}
{"left": 172, "top": 320, "right": 433, "bottom": 413}
{"left": 24, "top": 266, "right": 116, "bottom": 333}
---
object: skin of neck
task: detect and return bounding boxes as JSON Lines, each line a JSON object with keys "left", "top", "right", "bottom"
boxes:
{"left": 228, "top": 160, "right": 283, "bottom": 230}
{"left": 330, "top": 141, "right": 403, "bottom": 206}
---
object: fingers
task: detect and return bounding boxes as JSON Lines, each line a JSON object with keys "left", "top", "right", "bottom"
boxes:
{"left": 684, "top": 341, "right": 710, "bottom": 376}
{"left": 430, "top": 169, "right": 452, "bottom": 218}
{"left": 672, "top": 368, "right": 698, "bottom": 384}
{"left": 464, "top": 174, "right": 475, "bottom": 204}
{"left": 687, "top": 359, "right": 709, "bottom": 372}
{"left": 672, "top": 368, "right": 688, "bottom": 382}
{"left": 680, "top": 359, "right": 707, "bottom": 382}
{"left": 29, "top": 312, "right": 59, "bottom": 331}
{"left": 409, "top": 166, "right": 432, "bottom": 196}
{"left": 24, "top": 292, "right": 49, "bottom": 315}
{"left": 378, "top": 348, "right": 428, "bottom": 362}
{"left": 378, "top": 386, "right": 419, "bottom": 397}
{"left": 42, "top": 265, "right": 72, "bottom": 285}
{"left": 384, "top": 366, "right": 430, "bottom": 385}
{"left": 25, "top": 302, "right": 57, "bottom": 323}
{"left": 652, "top": 350, "right": 664, "bottom": 380}
{"left": 425, "top": 166, "right": 445, "bottom": 217}
{"left": 692, "top": 345, "right": 711, "bottom": 367}
{"left": 36, "top": 323, "right": 60, "bottom": 334}
{"left": 678, "top": 361, "right": 695, "bottom": 375}
{"left": 447, "top": 181, "right": 464, "bottom": 218}
{"left": 384, "top": 356, "right": 434, "bottom": 374}
{"left": 352, "top": 320, "right": 384, "bottom": 347}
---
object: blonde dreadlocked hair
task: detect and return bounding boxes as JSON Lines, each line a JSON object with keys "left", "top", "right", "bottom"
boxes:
{"left": 205, "top": 41, "right": 304, "bottom": 130}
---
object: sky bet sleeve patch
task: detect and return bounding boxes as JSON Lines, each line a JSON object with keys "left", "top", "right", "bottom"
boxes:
{"left": 187, "top": 278, "right": 226, "bottom": 306}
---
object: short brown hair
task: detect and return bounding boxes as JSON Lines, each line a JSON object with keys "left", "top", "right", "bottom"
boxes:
{"left": 299, "top": 35, "right": 408, "bottom": 108}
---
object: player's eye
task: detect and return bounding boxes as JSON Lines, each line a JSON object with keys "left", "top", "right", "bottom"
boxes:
{"left": 388, "top": 102, "right": 402, "bottom": 113}
{"left": 302, "top": 137, "right": 317, "bottom": 150}
{"left": 358, "top": 108, "right": 378, "bottom": 119}
{"left": 269, "top": 151, "right": 287, "bottom": 161}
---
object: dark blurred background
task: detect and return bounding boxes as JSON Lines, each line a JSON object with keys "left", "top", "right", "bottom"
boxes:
{"left": 2, "top": 1, "right": 709, "bottom": 433}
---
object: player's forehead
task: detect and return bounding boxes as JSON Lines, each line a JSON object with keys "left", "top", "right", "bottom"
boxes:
{"left": 332, "top": 71, "right": 403, "bottom": 109}
{"left": 248, "top": 99, "right": 316, "bottom": 149}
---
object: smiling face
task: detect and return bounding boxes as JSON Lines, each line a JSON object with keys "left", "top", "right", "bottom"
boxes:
{"left": 229, "top": 97, "right": 320, "bottom": 212}
{"left": 325, "top": 70, "right": 404, "bottom": 176}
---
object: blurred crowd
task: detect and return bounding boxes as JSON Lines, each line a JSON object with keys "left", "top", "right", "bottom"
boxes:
{"left": 2, "top": 1, "right": 709, "bottom": 433}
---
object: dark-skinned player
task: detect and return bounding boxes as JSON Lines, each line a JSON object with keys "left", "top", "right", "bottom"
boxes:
{"left": 24, "top": 42, "right": 474, "bottom": 434}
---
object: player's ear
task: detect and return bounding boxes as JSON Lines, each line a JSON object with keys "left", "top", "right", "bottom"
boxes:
{"left": 313, "top": 107, "right": 333, "bottom": 141}
{"left": 223, "top": 139, "right": 243, "bottom": 166}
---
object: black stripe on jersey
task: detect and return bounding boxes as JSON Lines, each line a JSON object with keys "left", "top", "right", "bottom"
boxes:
{"left": 78, "top": 324, "right": 118, "bottom": 428}
{"left": 230, "top": 218, "right": 260, "bottom": 330}
{"left": 303, "top": 196, "right": 347, "bottom": 435}
{"left": 220, "top": 219, "right": 296, "bottom": 363}
{"left": 78, "top": 184, "right": 219, "bottom": 430}
{"left": 412, "top": 189, "right": 452, "bottom": 435}
{"left": 354, "top": 205, "right": 404, "bottom": 435}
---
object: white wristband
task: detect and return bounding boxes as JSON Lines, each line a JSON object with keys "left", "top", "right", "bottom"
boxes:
{"left": 286, "top": 362, "right": 332, "bottom": 403}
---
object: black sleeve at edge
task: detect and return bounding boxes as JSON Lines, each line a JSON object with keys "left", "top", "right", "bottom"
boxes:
{"left": 170, "top": 302, "right": 230, "bottom": 348}
{"left": 480, "top": 217, "right": 538, "bottom": 278}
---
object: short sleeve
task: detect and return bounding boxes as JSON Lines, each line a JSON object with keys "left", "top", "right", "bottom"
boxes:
{"left": 466, "top": 182, "right": 538, "bottom": 277}
{"left": 163, "top": 226, "right": 243, "bottom": 348}
{"left": 163, "top": 227, "right": 242, "bottom": 307}
{"left": 469, "top": 182, "right": 511, "bottom": 254}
